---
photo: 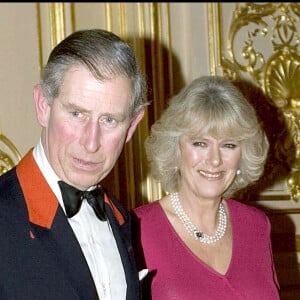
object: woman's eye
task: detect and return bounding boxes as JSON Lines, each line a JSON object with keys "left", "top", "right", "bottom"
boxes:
{"left": 224, "top": 143, "right": 237, "bottom": 149}
{"left": 193, "top": 141, "right": 206, "bottom": 147}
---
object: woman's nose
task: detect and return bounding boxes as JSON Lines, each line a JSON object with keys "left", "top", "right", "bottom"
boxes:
{"left": 207, "top": 147, "right": 222, "bottom": 166}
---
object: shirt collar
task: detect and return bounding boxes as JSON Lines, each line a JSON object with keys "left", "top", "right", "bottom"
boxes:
{"left": 33, "top": 139, "right": 65, "bottom": 212}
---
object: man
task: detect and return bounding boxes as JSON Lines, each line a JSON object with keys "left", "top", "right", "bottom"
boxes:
{"left": 0, "top": 29, "right": 148, "bottom": 300}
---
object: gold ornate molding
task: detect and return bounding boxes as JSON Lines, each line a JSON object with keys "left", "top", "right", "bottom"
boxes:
{"left": 211, "top": 3, "right": 300, "bottom": 202}
{"left": 49, "top": 3, "right": 66, "bottom": 47}
{"left": 0, "top": 133, "right": 21, "bottom": 175}
{"left": 207, "top": 3, "right": 221, "bottom": 75}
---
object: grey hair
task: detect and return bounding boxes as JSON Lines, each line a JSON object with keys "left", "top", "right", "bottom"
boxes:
{"left": 145, "top": 75, "right": 269, "bottom": 197}
{"left": 41, "top": 29, "right": 148, "bottom": 117}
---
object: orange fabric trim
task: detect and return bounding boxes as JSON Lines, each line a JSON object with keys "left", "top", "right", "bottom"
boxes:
{"left": 17, "top": 149, "right": 125, "bottom": 229}
{"left": 16, "top": 149, "right": 58, "bottom": 229}
{"left": 104, "top": 193, "right": 125, "bottom": 225}
{"left": 16, "top": 149, "right": 124, "bottom": 227}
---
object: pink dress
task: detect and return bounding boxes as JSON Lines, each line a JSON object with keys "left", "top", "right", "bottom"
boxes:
{"left": 133, "top": 199, "right": 280, "bottom": 300}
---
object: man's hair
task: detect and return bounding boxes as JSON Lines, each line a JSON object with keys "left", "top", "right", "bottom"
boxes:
{"left": 41, "top": 29, "right": 147, "bottom": 117}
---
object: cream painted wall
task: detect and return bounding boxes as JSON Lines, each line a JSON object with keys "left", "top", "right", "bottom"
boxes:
{"left": 0, "top": 3, "right": 41, "bottom": 156}
{"left": 169, "top": 3, "right": 209, "bottom": 85}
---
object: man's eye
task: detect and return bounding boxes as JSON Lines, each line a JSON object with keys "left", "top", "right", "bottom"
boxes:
{"left": 106, "top": 116, "right": 115, "bottom": 123}
{"left": 71, "top": 111, "right": 81, "bottom": 117}
{"left": 100, "top": 116, "right": 117, "bottom": 127}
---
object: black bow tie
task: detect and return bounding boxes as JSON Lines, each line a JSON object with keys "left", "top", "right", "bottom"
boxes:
{"left": 58, "top": 181, "right": 106, "bottom": 221}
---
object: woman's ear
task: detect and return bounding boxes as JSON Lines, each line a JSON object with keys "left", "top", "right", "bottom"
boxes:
{"left": 126, "top": 109, "right": 145, "bottom": 143}
{"left": 33, "top": 84, "right": 50, "bottom": 127}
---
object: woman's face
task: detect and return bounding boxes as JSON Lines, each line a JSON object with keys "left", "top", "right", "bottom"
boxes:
{"left": 178, "top": 134, "right": 241, "bottom": 200}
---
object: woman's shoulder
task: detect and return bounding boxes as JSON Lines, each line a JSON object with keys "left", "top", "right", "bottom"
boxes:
{"left": 226, "top": 198, "right": 269, "bottom": 223}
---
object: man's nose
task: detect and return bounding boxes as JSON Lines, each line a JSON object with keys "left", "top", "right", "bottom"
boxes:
{"left": 80, "top": 121, "right": 101, "bottom": 152}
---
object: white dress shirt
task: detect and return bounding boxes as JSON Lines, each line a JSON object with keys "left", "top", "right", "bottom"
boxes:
{"left": 33, "top": 139, "right": 127, "bottom": 300}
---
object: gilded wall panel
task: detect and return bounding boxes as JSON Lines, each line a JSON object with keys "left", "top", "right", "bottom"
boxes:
{"left": 210, "top": 3, "right": 300, "bottom": 203}
{"left": 209, "top": 3, "right": 300, "bottom": 297}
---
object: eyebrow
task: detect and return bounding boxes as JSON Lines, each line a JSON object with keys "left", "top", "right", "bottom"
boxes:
{"left": 63, "top": 102, "right": 89, "bottom": 112}
{"left": 62, "top": 101, "right": 128, "bottom": 121}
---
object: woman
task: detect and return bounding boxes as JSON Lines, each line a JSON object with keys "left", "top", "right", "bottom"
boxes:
{"left": 133, "top": 76, "right": 280, "bottom": 299}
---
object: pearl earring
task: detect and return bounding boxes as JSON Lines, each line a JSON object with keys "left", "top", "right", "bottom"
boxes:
{"left": 236, "top": 169, "right": 241, "bottom": 175}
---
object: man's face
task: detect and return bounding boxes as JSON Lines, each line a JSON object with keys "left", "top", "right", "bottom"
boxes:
{"left": 34, "top": 66, "right": 143, "bottom": 190}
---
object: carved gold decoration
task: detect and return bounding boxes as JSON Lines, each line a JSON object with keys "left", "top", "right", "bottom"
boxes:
{"left": 0, "top": 133, "right": 21, "bottom": 175}
{"left": 218, "top": 3, "right": 300, "bottom": 202}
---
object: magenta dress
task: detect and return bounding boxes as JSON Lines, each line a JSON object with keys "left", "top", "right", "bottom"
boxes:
{"left": 133, "top": 199, "right": 280, "bottom": 300}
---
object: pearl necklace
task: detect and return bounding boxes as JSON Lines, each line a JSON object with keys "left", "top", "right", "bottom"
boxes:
{"left": 170, "top": 192, "right": 227, "bottom": 244}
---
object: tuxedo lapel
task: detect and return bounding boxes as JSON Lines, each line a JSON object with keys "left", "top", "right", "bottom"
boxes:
{"left": 104, "top": 195, "right": 140, "bottom": 299}
{"left": 16, "top": 149, "right": 58, "bottom": 229}
{"left": 30, "top": 208, "right": 98, "bottom": 299}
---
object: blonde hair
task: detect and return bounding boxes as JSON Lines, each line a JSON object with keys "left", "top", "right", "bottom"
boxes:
{"left": 145, "top": 76, "right": 269, "bottom": 197}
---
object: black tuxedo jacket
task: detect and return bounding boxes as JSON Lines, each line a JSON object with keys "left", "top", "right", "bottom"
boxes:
{"left": 0, "top": 149, "right": 141, "bottom": 299}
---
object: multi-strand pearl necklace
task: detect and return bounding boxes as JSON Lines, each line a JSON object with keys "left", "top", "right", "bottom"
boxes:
{"left": 170, "top": 192, "right": 227, "bottom": 244}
